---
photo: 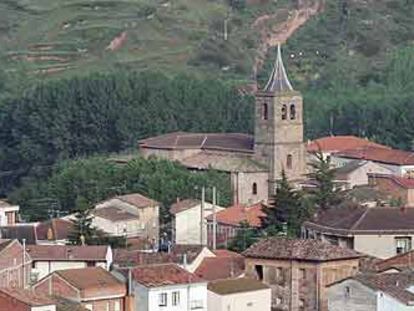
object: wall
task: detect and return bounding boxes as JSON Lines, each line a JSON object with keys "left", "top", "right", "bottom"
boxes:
{"left": 207, "top": 288, "right": 271, "bottom": 311}
{"left": 0, "top": 240, "right": 32, "bottom": 288}
{"left": 33, "top": 261, "right": 87, "bottom": 281}
{"left": 377, "top": 291, "right": 414, "bottom": 311}
{"left": 354, "top": 234, "right": 414, "bottom": 259}
{"left": 34, "top": 274, "right": 80, "bottom": 301}
{"left": 0, "top": 205, "right": 19, "bottom": 226}
{"left": 0, "top": 290, "right": 29, "bottom": 311}
{"left": 175, "top": 203, "right": 224, "bottom": 245}
{"left": 328, "top": 279, "right": 377, "bottom": 311}
{"left": 244, "top": 257, "right": 359, "bottom": 311}
{"left": 135, "top": 281, "right": 208, "bottom": 311}
{"left": 95, "top": 199, "right": 159, "bottom": 242}
{"left": 347, "top": 162, "right": 393, "bottom": 188}
{"left": 231, "top": 172, "right": 269, "bottom": 205}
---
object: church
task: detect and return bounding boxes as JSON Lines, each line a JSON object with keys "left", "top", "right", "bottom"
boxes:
{"left": 139, "top": 45, "right": 306, "bottom": 204}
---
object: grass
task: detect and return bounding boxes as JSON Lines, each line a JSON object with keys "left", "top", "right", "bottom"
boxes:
{"left": 0, "top": 0, "right": 294, "bottom": 83}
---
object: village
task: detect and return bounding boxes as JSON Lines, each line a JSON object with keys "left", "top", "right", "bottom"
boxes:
{"left": 0, "top": 44, "right": 414, "bottom": 311}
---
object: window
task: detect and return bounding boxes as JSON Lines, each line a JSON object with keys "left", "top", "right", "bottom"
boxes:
{"left": 114, "top": 301, "right": 121, "bottom": 311}
{"left": 159, "top": 293, "right": 167, "bottom": 307}
{"left": 300, "top": 268, "right": 306, "bottom": 280}
{"left": 396, "top": 237, "right": 412, "bottom": 254}
{"left": 247, "top": 302, "right": 254, "bottom": 307}
{"left": 276, "top": 297, "right": 283, "bottom": 305}
{"left": 84, "top": 305, "right": 93, "bottom": 311}
{"left": 255, "top": 265, "right": 264, "bottom": 280}
{"left": 345, "top": 286, "right": 351, "bottom": 298}
{"left": 172, "top": 291, "right": 180, "bottom": 306}
{"left": 262, "top": 103, "right": 268, "bottom": 120}
{"left": 286, "top": 154, "right": 293, "bottom": 169}
{"left": 290, "top": 104, "right": 296, "bottom": 120}
{"left": 252, "top": 182, "right": 258, "bottom": 195}
{"left": 281, "top": 104, "right": 287, "bottom": 120}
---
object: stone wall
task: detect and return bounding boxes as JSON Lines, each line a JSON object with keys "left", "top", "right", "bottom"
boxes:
{"left": 245, "top": 257, "right": 359, "bottom": 311}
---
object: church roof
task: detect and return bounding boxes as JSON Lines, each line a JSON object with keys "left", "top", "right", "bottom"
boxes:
{"left": 263, "top": 44, "right": 293, "bottom": 93}
{"left": 180, "top": 151, "right": 267, "bottom": 173}
{"left": 139, "top": 132, "right": 254, "bottom": 154}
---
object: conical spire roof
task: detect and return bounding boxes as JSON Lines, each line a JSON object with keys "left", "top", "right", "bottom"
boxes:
{"left": 263, "top": 44, "right": 293, "bottom": 93}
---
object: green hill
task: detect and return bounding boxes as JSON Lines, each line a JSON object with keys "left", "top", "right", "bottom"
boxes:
{"left": 0, "top": 0, "right": 300, "bottom": 82}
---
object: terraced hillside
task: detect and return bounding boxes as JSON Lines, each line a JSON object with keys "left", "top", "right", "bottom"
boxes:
{"left": 0, "top": 0, "right": 311, "bottom": 82}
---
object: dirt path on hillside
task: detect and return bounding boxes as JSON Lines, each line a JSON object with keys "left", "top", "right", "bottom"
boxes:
{"left": 252, "top": 0, "right": 324, "bottom": 81}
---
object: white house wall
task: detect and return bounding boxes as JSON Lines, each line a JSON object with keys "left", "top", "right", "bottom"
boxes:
{"left": 32, "top": 305, "right": 57, "bottom": 311}
{"left": 134, "top": 281, "right": 208, "bottom": 311}
{"left": 175, "top": 203, "right": 223, "bottom": 245}
{"left": 207, "top": 288, "right": 271, "bottom": 311}
{"left": 377, "top": 291, "right": 414, "bottom": 311}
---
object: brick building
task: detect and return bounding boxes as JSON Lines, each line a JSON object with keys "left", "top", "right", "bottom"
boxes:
{"left": 0, "top": 287, "right": 56, "bottom": 311}
{"left": 368, "top": 173, "right": 414, "bottom": 207}
{"left": 137, "top": 45, "right": 307, "bottom": 204}
{"left": 243, "top": 238, "right": 361, "bottom": 311}
{"left": 26, "top": 244, "right": 112, "bottom": 281}
{"left": 0, "top": 239, "right": 31, "bottom": 288}
{"left": 33, "top": 267, "right": 126, "bottom": 311}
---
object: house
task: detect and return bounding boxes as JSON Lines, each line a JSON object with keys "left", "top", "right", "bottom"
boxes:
{"left": 207, "top": 278, "right": 271, "bottom": 311}
{"left": 0, "top": 287, "right": 56, "bottom": 311}
{"left": 328, "top": 271, "right": 414, "bottom": 311}
{"left": 375, "top": 249, "right": 414, "bottom": 272}
{"left": 0, "top": 219, "right": 74, "bottom": 245}
{"left": 302, "top": 205, "right": 414, "bottom": 259}
{"left": 0, "top": 239, "right": 32, "bottom": 288}
{"left": 332, "top": 145, "right": 414, "bottom": 176}
{"left": 170, "top": 199, "right": 224, "bottom": 245}
{"left": 306, "top": 135, "right": 389, "bottom": 162}
{"left": 194, "top": 250, "right": 245, "bottom": 281}
{"left": 205, "top": 202, "right": 265, "bottom": 248}
{"left": 137, "top": 45, "right": 307, "bottom": 205}
{"left": 35, "top": 219, "right": 74, "bottom": 245}
{"left": 33, "top": 267, "right": 126, "bottom": 311}
{"left": 26, "top": 245, "right": 112, "bottom": 281}
{"left": 333, "top": 160, "right": 393, "bottom": 189}
{"left": 0, "top": 199, "right": 19, "bottom": 226}
{"left": 93, "top": 193, "right": 159, "bottom": 243}
{"left": 115, "top": 263, "right": 208, "bottom": 311}
{"left": 113, "top": 245, "right": 216, "bottom": 273}
{"left": 243, "top": 237, "right": 361, "bottom": 311}
{"left": 368, "top": 173, "right": 414, "bottom": 207}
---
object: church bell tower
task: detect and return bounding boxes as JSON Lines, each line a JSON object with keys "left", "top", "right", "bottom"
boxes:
{"left": 254, "top": 45, "right": 306, "bottom": 195}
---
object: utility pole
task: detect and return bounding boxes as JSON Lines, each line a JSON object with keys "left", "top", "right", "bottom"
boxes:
{"left": 212, "top": 187, "right": 217, "bottom": 250}
{"left": 200, "top": 187, "right": 205, "bottom": 246}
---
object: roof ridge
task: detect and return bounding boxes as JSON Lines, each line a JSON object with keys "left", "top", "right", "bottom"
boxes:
{"left": 349, "top": 207, "right": 371, "bottom": 231}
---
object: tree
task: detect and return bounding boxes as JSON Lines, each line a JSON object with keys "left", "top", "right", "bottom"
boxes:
{"left": 308, "top": 151, "right": 341, "bottom": 210}
{"left": 228, "top": 221, "right": 260, "bottom": 252}
{"left": 67, "top": 196, "right": 97, "bottom": 245}
{"left": 262, "top": 170, "right": 303, "bottom": 236}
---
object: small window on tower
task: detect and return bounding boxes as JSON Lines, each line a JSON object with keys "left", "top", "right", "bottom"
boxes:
{"left": 287, "top": 154, "right": 293, "bottom": 169}
{"left": 262, "top": 103, "right": 268, "bottom": 120}
{"left": 281, "top": 104, "right": 287, "bottom": 120}
{"left": 252, "top": 183, "right": 258, "bottom": 195}
{"left": 290, "top": 104, "right": 296, "bottom": 120}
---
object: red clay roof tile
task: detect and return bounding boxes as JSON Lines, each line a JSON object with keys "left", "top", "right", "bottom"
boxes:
{"left": 206, "top": 203, "right": 265, "bottom": 227}
{"left": 307, "top": 136, "right": 389, "bottom": 153}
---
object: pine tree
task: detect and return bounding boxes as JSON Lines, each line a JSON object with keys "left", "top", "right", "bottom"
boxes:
{"left": 228, "top": 221, "right": 260, "bottom": 252}
{"left": 308, "top": 151, "right": 341, "bottom": 210}
{"left": 67, "top": 196, "right": 97, "bottom": 245}
{"left": 262, "top": 170, "right": 302, "bottom": 236}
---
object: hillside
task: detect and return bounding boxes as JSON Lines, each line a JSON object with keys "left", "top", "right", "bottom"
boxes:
{"left": 0, "top": 0, "right": 313, "bottom": 82}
